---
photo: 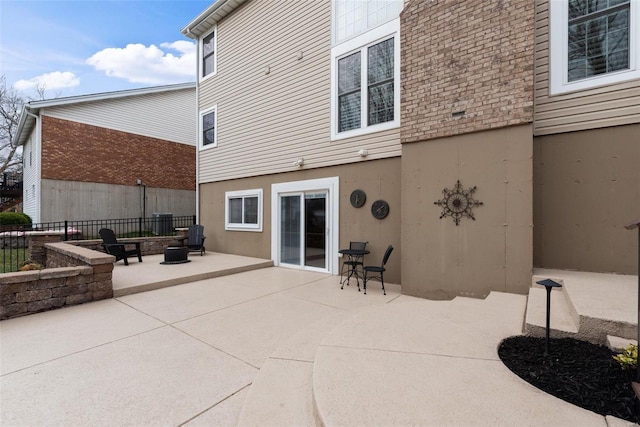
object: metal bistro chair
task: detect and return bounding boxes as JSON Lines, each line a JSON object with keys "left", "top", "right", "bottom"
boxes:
{"left": 99, "top": 228, "right": 142, "bottom": 266}
{"left": 340, "top": 241, "right": 368, "bottom": 288}
{"left": 363, "top": 245, "right": 394, "bottom": 295}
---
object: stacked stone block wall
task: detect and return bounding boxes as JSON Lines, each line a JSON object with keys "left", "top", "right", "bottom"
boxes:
{"left": 41, "top": 116, "right": 196, "bottom": 190}
{"left": 72, "top": 235, "right": 183, "bottom": 256}
{"left": 28, "top": 232, "right": 64, "bottom": 266}
{"left": 1, "top": 241, "right": 114, "bottom": 320}
{"left": 1, "top": 234, "right": 190, "bottom": 320}
{"left": 400, "top": 0, "right": 535, "bottom": 143}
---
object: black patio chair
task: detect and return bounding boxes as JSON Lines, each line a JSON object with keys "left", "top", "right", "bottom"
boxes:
{"left": 99, "top": 228, "right": 142, "bottom": 266}
{"left": 186, "top": 224, "right": 206, "bottom": 256}
{"left": 363, "top": 245, "right": 394, "bottom": 295}
{"left": 340, "top": 241, "right": 368, "bottom": 288}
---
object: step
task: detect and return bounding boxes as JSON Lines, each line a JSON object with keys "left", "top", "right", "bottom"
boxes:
{"left": 237, "top": 311, "right": 357, "bottom": 427}
{"left": 607, "top": 335, "right": 637, "bottom": 352}
{"left": 527, "top": 269, "right": 638, "bottom": 344}
{"left": 524, "top": 286, "right": 579, "bottom": 339}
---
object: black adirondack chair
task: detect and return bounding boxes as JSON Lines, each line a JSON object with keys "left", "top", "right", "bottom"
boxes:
{"left": 186, "top": 224, "right": 206, "bottom": 256}
{"left": 99, "top": 228, "right": 142, "bottom": 266}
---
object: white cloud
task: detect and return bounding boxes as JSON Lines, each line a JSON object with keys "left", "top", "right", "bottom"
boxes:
{"left": 13, "top": 71, "right": 80, "bottom": 91}
{"left": 86, "top": 41, "right": 196, "bottom": 84}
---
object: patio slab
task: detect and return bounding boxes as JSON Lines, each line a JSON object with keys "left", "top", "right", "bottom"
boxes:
{"left": 1, "top": 326, "right": 257, "bottom": 427}
{"left": 111, "top": 252, "right": 273, "bottom": 297}
{"left": 174, "top": 292, "right": 343, "bottom": 368}
{"left": 0, "top": 298, "right": 163, "bottom": 375}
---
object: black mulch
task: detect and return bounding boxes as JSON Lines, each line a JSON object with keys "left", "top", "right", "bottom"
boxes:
{"left": 498, "top": 336, "right": 638, "bottom": 423}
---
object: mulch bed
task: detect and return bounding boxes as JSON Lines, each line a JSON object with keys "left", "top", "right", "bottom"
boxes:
{"left": 498, "top": 336, "right": 638, "bottom": 423}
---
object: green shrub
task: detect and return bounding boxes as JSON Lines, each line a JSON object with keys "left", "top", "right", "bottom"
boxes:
{"left": 613, "top": 344, "right": 637, "bottom": 370}
{"left": 0, "top": 212, "right": 32, "bottom": 225}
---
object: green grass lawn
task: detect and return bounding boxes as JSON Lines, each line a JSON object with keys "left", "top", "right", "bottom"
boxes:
{"left": 0, "top": 248, "right": 30, "bottom": 273}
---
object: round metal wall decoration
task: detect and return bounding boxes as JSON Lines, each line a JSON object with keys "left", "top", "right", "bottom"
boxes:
{"left": 350, "top": 189, "right": 366, "bottom": 208}
{"left": 371, "top": 199, "right": 389, "bottom": 219}
{"left": 434, "top": 180, "right": 483, "bottom": 226}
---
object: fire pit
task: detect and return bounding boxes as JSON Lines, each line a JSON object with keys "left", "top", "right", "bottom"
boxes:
{"left": 160, "top": 245, "right": 190, "bottom": 264}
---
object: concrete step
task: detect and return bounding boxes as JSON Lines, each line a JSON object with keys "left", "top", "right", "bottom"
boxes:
{"left": 235, "top": 312, "right": 352, "bottom": 427}
{"left": 607, "top": 335, "right": 637, "bottom": 352}
{"left": 525, "top": 269, "right": 638, "bottom": 345}
{"left": 524, "top": 286, "right": 579, "bottom": 339}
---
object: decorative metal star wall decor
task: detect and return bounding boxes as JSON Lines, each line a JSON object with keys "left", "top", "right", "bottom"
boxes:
{"left": 434, "top": 180, "right": 483, "bottom": 226}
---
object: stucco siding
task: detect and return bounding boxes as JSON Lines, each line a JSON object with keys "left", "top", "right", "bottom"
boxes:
{"left": 534, "top": 0, "right": 640, "bottom": 135}
{"left": 401, "top": 125, "right": 533, "bottom": 300}
{"left": 198, "top": 0, "right": 401, "bottom": 183}
{"left": 198, "top": 158, "right": 401, "bottom": 284}
{"left": 42, "top": 88, "right": 196, "bottom": 145}
{"left": 533, "top": 123, "right": 640, "bottom": 274}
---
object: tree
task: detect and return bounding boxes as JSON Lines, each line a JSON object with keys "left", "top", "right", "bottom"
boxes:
{"left": 0, "top": 75, "right": 25, "bottom": 175}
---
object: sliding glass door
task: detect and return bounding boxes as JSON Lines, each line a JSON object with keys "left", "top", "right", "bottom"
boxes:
{"left": 279, "top": 192, "right": 327, "bottom": 270}
{"left": 272, "top": 177, "right": 339, "bottom": 274}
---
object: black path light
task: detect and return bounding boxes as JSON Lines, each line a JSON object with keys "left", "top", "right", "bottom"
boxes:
{"left": 536, "top": 278, "right": 563, "bottom": 357}
{"left": 624, "top": 218, "right": 640, "bottom": 382}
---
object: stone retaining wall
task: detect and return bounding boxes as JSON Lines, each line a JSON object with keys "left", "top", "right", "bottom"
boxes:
{"left": 71, "top": 236, "right": 179, "bottom": 256}
{"left": 0, "top": 241, "right": 114, "bottom": 320}
{"left": 1, "top": 234, "right": 186, "bottom": 320}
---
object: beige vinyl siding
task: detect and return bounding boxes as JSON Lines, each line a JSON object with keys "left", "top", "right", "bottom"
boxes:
{"left": 22, "top": 132, "right": 40, "bottom": 222}
{"left": 534, "top": 0, "right": 640, "bottom": 135}
{"left": 43, "top": 88, "right": 196, "bottom": 145}
{"left": 198, "top": 0, "right": 401, "bottom": 183}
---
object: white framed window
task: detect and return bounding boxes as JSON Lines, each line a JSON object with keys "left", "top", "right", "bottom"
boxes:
{"left": 331, "top": 19, "right": 400, "bottom": 140}
{"left": 550, "top": 0, "right": 640, "bottom": 95}
{"left": 200, "top": 27, "right": 216, "bottom": 80}
{"left": 199, "top": 105, "right": 217, "bottom": 150}
{"left": 225, "top": 189, "right": 263, "bottom": 231}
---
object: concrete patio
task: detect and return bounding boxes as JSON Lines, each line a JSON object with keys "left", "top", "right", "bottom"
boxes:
{"left": 0, "top": 252, "right": 635, "bottom": 426}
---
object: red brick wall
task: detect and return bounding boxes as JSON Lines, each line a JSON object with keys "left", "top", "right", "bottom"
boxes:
{"left": 41, "top": 116, "right": 195, "bottom": 190}
{"left": 400, "top": 0, "right": 535, "bottom": 143}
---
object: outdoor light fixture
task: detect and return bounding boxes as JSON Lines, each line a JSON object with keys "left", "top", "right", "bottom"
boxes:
{"left": 536, "top": 278, "right": 563, "bottom": 357}
{"left": 293, "top": 158, "right": 304, "bottom": 167}
{"left": 358, "top": 149, "right": 368, "bottom": 157}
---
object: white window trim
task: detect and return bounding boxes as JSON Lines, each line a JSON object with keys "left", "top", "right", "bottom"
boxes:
{"left": 225, "top": 189, "right": 263, "bottom": 232}
{"left": 549, "top": 0, "right": 640, "bottom": 95}
{"left": 199, "top": 27, "right": 217, "bottom": 82}
{"left": 199, "top": 105, "right": 217, "bottom": 150}
{"left": 331, "top": 18, "right": 400, "bottom": 141}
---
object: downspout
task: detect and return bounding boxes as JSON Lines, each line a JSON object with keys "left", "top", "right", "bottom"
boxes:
{"left": 195, "top": 49, "right": 201, "bottom": 225}
{"left": 23, "top": 106, "right": 41, "bottom": 223}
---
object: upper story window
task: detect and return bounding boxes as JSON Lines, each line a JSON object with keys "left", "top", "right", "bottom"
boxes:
{"left": 331, "top": 18, "right": 400, "bottom": 140}
{"left": 550, "top": 0, "right": 639, "bottom": 95}
{"left": 201, "top": 29, "right": 216, "bottom": 79}
{"left": 199, "top": 106, "right": 217, "bottom": 150}
{"left": 333, "top": 0, "right": 403, "bottom": 45}
{"left": 225, "top": 189, "right": 263, "bottom": 231}
{"left": 338, "top": 37, "right": 395, "bottom": 132}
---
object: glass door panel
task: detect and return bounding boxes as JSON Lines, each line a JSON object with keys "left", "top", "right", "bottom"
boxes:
{"left": 304, "top": 193, "right": 326, "bottom": 269}
{"left": 280, "top": 195, "right": 301, "bottom": 265}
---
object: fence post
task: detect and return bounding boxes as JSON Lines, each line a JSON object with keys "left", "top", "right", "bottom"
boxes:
{"left": 193, "top": 215, "right": 196, "bottom": 225}
{"left": 64, "top": 221, "right": 68, "bottom": 241}
{"left": 138, "top": 217, "right": 143, "bottom": 238}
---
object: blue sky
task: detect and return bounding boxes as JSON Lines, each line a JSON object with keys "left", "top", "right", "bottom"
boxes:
{"left": 0, "top": 0, "right": 212, "bottom": 99}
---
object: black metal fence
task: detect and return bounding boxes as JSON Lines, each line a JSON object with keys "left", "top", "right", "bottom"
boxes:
{"left": 0, "top": 215, "right": 196, "bottom": 273}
